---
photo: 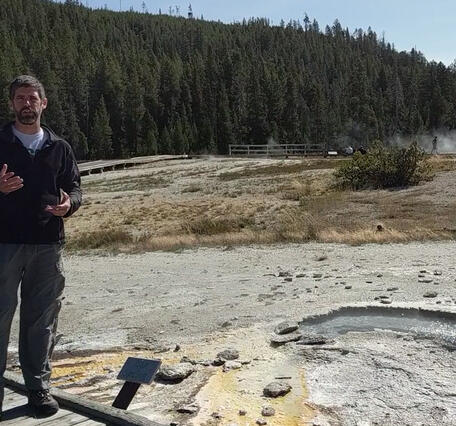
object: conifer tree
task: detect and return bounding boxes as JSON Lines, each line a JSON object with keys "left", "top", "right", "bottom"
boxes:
{"left": 0, "top": 0, "right": 455, "bottom": 157}
{"left": 90, "top": 96, "right": 113, "bottom": 159}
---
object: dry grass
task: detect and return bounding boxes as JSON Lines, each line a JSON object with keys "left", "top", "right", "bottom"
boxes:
{"left": 218, "top": 159, "right": 344, "bottom": 181}
{"left": 427, "top": 155, "right": 456, "bottom": 172}
{"left": 65, "top": 228, "right": 135, "bottom": 250}
{"left": 66, "top": 156, "right": 456, "bottom": 253}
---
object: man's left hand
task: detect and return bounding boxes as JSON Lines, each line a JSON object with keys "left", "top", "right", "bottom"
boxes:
{"left": 45, "top": 190, "right": 71, "bottom": 217}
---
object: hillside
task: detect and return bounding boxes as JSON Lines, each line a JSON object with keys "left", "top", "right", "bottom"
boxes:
{"left": 1, "top": 0, "right": 456, "bottom": 159}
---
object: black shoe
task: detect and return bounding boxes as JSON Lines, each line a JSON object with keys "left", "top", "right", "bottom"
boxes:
{"left": 28, "top": 389, "right": 59, "bottom": 417}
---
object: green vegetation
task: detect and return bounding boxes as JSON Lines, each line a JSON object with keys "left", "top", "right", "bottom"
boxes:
{"left": 1, "top": 0, "right": 456, "bottom": 160}
{"left": 334, "top": 142, "right": 433, "bottom": 189}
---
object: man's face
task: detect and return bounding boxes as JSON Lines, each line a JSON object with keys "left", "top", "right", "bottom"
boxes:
{"left": 10, "top": 86, "right": 47, "bottom": 126}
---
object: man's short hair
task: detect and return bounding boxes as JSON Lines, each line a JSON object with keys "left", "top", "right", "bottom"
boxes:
{"left": 9, "top": 75, "right": 46, "bottom": 100}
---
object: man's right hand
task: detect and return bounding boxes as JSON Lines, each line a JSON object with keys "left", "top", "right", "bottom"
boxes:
{"left": 0, "top": 164, "right": 24, "bottom": 194}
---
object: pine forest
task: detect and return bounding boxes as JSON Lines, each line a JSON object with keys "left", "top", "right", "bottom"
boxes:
{"left": 1, "top": 0, "right": 455, "bottom": 160}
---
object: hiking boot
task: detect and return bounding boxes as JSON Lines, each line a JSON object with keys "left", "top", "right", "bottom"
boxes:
{"left": 28, "top": 389, "right": 59, "bottom": 417}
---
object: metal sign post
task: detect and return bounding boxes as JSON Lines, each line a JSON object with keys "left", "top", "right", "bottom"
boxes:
{"left": 112, "top": 357, "right": 161, "bottom": 410}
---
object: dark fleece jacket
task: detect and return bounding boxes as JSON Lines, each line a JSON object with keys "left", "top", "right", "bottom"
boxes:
{"left": 0, "top": 122, "right": 81, "bottom": 243}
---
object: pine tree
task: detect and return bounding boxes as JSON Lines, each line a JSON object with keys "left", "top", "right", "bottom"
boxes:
{"left": 90, "top": 96, "right": 113, "bottom": 159}
{"left": 0, "top": 0, "right": 455, "bottom": 157}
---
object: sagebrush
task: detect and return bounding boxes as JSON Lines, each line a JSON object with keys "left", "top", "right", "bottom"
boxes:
{"left": 334, "top": 141, "right": 433, "bottom": 190}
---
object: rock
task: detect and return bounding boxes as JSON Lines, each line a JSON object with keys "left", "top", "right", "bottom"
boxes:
{"left": 434, "top": 270, "right": 443, "bottom": 276}
{"left": 180, "top": 356, "right": 196, "bottom": 364}
{"left": 295, "top": 273, "right": 306, "bottom": 278}
{"left": 176, "top": 403, "right": 199, "bottom": 414}
{"left": 261, "top": 406, "right": 275, "bottom": 417}
{"left": 284, "top": 277, "right": 293, "bottom": 282}
{"left": 211, "top": 412, "right": 222, "bottom": 419}
{"left": 380, "top": 299, "right": 392, "bottom": 304}
{"left": 239, "top": 409, "right": 247, "bottom": 416}
{"left": 195, "top": 359, "right": 212, "bottom": 366}
{"left": 157, "top": 363, "right": 195, "bottom": 381}
{"left": 278, "top": 271, "right": 292, "bottom": 277}
{"left": 274, "top": 321, "right": 299, "bottom": 335}
{"left": 313, "top": 273, "right": 323, "bottom": 279}
{"left": 344, "top": 285, "right": 352, "bottom": 290}
{"left": 217, "top": 348, "right": 240, "bottom": 361}
{"left": 418, "top": 279, "right": 433, "bottom": 283}
{"left": 263, "top": 382, "right": 292, "bottom": 398}
{"left": 387, "top": 287, "right": 399, "bottom": 291}
{"left": 270, "top": 332, "right": 302, "bottom": 345}
{"left": 423, "top": 291, "right": 438, "bottom": 298}
{"left": 223, "top": 361, "right": 242, "bottom": 372}
{"left": 297, "top": 334, "right": 332, "bottom": 345}
{"left": 256, "top": 419, "right": 267, "bottom": 425}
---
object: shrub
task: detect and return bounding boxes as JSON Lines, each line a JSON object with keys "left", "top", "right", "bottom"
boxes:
{"left": 334, "top": 141, "right": 433, "bottom": 190}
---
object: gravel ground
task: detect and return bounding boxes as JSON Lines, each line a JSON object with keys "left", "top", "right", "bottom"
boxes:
{"left": 58, "top": 241, "right": 456, "bottom": 349}
{"left": 7, "top": 241, "right": 456, "bottom": 425}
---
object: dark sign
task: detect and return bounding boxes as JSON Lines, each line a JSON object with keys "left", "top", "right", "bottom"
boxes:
{"left": 117, "top": 357, "right": 161, "bottom": 385}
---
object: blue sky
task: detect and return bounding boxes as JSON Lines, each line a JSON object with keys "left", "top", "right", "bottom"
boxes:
{"left": 61, "top": 0, "right": 455, "bottom": 65}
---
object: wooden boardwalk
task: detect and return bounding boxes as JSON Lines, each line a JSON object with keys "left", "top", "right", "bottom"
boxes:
{"left": 2, "top": 386, "right": 105, "bottom": 425}
{"left": 2, "top": 372, "right": 161, "bottom": 426}
{"left": 78, "top": 155, "right": 189, "bottom": 176}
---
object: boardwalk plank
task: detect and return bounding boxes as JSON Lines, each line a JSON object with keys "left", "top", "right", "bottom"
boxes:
{"left": 4, "top": 387, "right": 15, "bottom": 396}
{"left": 3, "top": 389, "right": 28, "bottom": 407}
{"left": 0, "top": 404, "right": 30, "bottom": 424}
{"left": 4, "top": 410, "right": 86, "bottom": 426}
{"left": 3, "top": 371, "right": 160, "bottom": 426}
{"left": 2, "top": 388, "right": 104, "bottom": 425}
{"left": 35, "top": 412, "right": 104, "bottom": 425}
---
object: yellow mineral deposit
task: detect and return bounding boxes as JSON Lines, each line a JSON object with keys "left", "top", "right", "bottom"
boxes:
{"left": 191, "top": 353, "right": 316, "bottom": 425}
{"left": 50, "top": 327, "right": 317, "bottom": 424}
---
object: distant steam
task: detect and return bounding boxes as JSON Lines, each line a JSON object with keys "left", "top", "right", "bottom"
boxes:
{"left": 388, "top": 130, "right": 456, "bottom": 154}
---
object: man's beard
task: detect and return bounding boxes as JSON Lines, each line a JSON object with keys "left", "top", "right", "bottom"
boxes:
{"left": 16, "top": 107, "right": 39, "bottom": 125}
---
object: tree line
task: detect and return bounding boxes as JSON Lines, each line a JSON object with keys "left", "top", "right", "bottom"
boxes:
{"left": 1, "top": 0, "right": 455, "bottom": 159}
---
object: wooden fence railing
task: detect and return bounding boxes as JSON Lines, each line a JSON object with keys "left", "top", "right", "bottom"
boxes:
{"left": 229, "top": 144, "right": 326, "bottom": 157}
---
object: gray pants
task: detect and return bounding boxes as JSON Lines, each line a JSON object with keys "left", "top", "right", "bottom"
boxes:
{"left": 0, "top": 243, "right": 64, "bottom": 399}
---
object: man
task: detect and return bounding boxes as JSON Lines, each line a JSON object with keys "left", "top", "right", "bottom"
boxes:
{"left": 0, "top": 75, "right": 81, "bottom": 418}
{"left": 431, "top": 136, "right": 438, "bottom": 155}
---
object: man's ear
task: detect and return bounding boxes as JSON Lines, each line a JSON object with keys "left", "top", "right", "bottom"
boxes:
{"left": 42, "top": 97, "right": 48, "bottom": 110}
